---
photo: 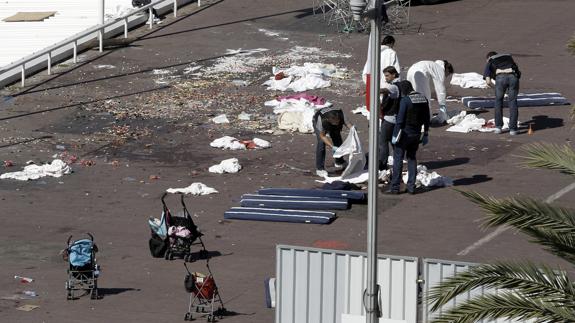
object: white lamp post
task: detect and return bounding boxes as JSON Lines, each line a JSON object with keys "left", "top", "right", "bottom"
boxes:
{"left": 350, "top": 1, "right": 382, "bottom": 322}
{"left": 98, "top": 0, "right": 105, "bottom": 52}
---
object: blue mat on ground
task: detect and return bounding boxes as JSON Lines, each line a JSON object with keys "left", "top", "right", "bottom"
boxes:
{"left": 242, "top": 194, "right": 346, "bottom": 202}
{"left": 257, "top": 188, "right": 365, "bottom": 201}
{"left": 224, "top": 207, "right": 336, "bottom": 224}
{"left": 462, "top": 93, "right": 570, "bottom": 109}
{"left": 240, "top": 197, "right": 349, "bottom": 210}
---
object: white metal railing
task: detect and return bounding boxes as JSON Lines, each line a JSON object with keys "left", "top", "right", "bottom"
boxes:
{"left": 0, "top": 0, "right": 201, "bottom": 87}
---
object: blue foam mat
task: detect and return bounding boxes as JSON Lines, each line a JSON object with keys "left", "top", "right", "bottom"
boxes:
{"left": 224, "top": 207, "right": 336, "bottom": 224}
{"left": 462, "top": 93, "right": 570, "bottom": 109}
{"left": 258, "top": 188, "right": 365, "bottom": 201}
{"left": 240, "top": 198, "right": 349, "bottom": 210}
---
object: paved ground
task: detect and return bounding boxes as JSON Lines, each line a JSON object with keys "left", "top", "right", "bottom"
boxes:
{"left": 0, "top": 0, "right": 574, "bottom": 322}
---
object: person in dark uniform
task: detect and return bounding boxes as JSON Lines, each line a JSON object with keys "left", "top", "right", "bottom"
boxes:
{"left": 312, "top": 107, "right": 352, "bottom": 177}
{"left": 379, "top": 66, "right": 401, "bottom": 171}
{"left": 483, "top": 51, "right": 521, "bottom": 135}
{"left": 386, "top": 80, "right": 430, "bottom": 194}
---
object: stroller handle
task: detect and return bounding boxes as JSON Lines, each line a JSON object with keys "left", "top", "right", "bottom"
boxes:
{"left": 67, "top": 233, "right": 94, "bottom": 246}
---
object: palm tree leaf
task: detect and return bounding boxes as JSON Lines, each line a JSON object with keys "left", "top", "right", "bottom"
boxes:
{"left": 430, "top": 291, "right": 575, "bottom": 323}
{"left": 427, "top": 262, "right": 575, "bottom": 312}
{"left": 521, "top": 143, "right": 575, "bottom": 176}
{"left": 460, "top": 190, "right": 575, "bottom": 264}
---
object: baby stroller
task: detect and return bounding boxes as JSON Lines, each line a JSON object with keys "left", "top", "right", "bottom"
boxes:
{"left": 148, "top": 193, "right": 208, "bottom": 261}
{"left": 184, "top": 263, "right": 226, "bottom": 322}
{"left": 63, "top": 233, "right": 100, "bottom": 300}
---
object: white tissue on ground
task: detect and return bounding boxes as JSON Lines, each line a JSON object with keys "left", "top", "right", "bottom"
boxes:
{"left": 212, "top": 114, "right": 230, "bottom": 124}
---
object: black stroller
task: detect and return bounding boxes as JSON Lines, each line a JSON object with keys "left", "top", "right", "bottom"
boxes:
{"left": 63, "top": 233, "right": 100, "bottom": 300}
{"left": 184, "top": 262, "right": 226, "bottom": 322}
{"left": 148, "top": 193, "right": 208, "bottom": 261}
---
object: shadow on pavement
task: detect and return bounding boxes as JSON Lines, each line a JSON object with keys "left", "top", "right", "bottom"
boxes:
{"left": 524, "top": 115, "right": 563, "bottom": 131}
{"left": 422, "top": 157, "right": 469, "bottom": 170}
{"left": 98, "top": 287, "right": 141, "bottom": 297}
{"left": 452, "top": 174, "right": 492, "bottom": 186}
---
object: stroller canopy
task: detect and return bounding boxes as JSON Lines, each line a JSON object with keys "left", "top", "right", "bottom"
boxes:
{"left": 69, "top": 239, "right": 93, "bottom": 267}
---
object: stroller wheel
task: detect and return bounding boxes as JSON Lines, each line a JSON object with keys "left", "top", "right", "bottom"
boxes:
{"left": 66, "top": 291, "right": 73, "bottom": 300}
{"left": 164, "top": 251, "right": 170, "bottom": 260}
{"left": 90, "top": 288, "right": 98, "bottom": 300}
{"left": 169, "top": 252, "right": 175, "bottom": 261}
{"left": 184, "top": 312, "right": 191, "bottom": 321}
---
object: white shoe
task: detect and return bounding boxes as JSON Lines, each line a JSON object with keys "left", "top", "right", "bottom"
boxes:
{"left": 316, "top": 170, "right": 328, "bottom": 177}
{"left": 334, "top": 162, "right": 347, "bottom": 169}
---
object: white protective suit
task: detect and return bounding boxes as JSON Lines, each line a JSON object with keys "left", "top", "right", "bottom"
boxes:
{"left": 362, "top": 36, "right": 401, "bottom": 85}
{"left": 406, "top": 60, "right": 448, "bottom": 106}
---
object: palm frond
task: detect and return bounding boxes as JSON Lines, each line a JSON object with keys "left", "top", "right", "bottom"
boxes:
{"left": 521, "top": 143, "right": 575, "bottom": 176}
{"left": 430, "top": 291, "right": 575, "bottom": 323}
{"left": 568, "top": 34, "right": 575, "bottom": 56}
{"left": 460, "top": 190, "right": 575, "bottom": 264}
{"left": 427, "top": 262, "right": 575, "bottom": 312}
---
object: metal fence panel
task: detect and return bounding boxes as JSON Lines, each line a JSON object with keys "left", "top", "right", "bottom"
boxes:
{"left": 276, "top": 245, "right": 419, "bottom": 323}
{"left": 422, "top": 258, "right": 532, "bottom": 323}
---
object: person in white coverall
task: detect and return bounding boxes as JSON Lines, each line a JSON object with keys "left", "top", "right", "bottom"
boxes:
{"left": 406, "top": 60, "right": 454, "bottom": 122}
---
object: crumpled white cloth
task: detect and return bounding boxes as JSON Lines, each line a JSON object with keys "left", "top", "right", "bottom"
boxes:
{"left": 212, "top": 114, "right": 230, "bottom": 124}
{"left": 446, "top": 111, "right": 511, "bottom": 133}
{"left": 403, "top": 165, "right": 453, "bottom": 187}
{"left": 334, "top": 127, "right": 366, "bottom": 179}
{"left": 166, "top": 183, "right": 218, "bottom": 195}
{"left": 265, "top": 98, "right": 331, "bottom": 114}
{"left": 263, "top": 63, "right": 344, "bottom": 92}
{"left": 0, "top": 159, "right": 71, "bottom": 181}
{"left": 209, "top": 136, "right": 271, "bottom": 150}
{"left": 210, "top": 136, "right": 247, "bottom": 150}
{"left": 252, "top": 138, "right": 271, "bottom": 148}
{"left": 209, "top": 158, "right": 242, "bottom": 174}
{"left": 450, "top": 72, "right": 489, "bottom": 89}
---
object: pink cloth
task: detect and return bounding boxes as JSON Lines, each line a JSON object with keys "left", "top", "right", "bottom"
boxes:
{"left": 277, "top": 93, "right": 326, "bottom": 106}
{"left": 168, "top": 226, "right": 191, "bottom": 238}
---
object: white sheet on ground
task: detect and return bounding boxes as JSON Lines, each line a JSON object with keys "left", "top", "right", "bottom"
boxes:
{"left": 333, "top": 127, "right": 366, "bottom": 178}
{"left": 277, "top": 109, "right": 316, "bottom": 133}
{"left": 450, "top": 72, "right": 489, "bottom": 89}
{"left": 403, "top": 165, "right": 453, "bottom": 187}
{"left": 0, "top": 159, "right": 71, "bottom": 181}
{"left": 263, "top": 63, "right": 344, "bottom": 92}
{"left": 352, "top": 106, "right": 369, "bottom": 119}
{"left": 166, "top": 183, "right": 218, "bottom": 195}
{"left": 446, "top": 111, "right": 511, "bottom": 133}
{"left": 209, "top": 158, "right": 242, "bottom": 174}
{"left": 252, "top": 138, "right": 271, "bottom": 148}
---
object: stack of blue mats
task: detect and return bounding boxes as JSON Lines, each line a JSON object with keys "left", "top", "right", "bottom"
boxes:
{"left": 258, "top": 188, "right": 366, "bottom": 202}
{"left": 240, "top": 194, "right": 349, "bottom": 210}
{"left": 462, "top": 93, "right": 570, "bottom": 109}
{"left": 224, "top": 207, "right": 336, "bottom": 224}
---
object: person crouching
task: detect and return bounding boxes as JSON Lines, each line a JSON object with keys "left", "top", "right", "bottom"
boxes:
{"left": 313, "top": 107, "right": 352, "bottom": 177}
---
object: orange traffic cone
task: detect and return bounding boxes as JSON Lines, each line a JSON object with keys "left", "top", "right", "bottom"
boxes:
{"left": 528, "top": 124, "right": 534, "bottom": 135}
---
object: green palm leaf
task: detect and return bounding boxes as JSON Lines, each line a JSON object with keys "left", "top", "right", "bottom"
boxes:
{"left": 521, "top": 143, "right": 575, "bottom": 176}
{"left": 430, "top": 291, "right": 575, "bottom": 323}
{"left": 460, "top": 190, "right": 575, "bottom": 264}
{"left": 427, "top": 262, "right": 575, "bottom": 312}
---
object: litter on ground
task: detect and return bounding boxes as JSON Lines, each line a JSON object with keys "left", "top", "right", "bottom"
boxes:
{"left": 166, "top": 183, "right": 218, "bottom": 195}
{"left": 450, "top": 72, "right": 489, "bottom": 89}
{"left": 209, "top": 158, "right": 242, "bottom": 174}
{"left": 210, "top": 136, "right": 271, "bottom": 150}
{"left": 0, "top": 159, "right": 71, "bottom": 181}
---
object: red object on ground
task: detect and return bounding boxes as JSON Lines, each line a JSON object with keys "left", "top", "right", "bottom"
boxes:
{"left": 365, "top": 73, "right": 371, "bottom": 111}
{"left": 312, "top": 240, "right": 350, "bottom": 250}
{"left": 239, "top": 140, "right": 257, "bottom": 149}
{"left": 274, "top": 72, "right": 286, "bottom": 80}
{"left": 3, "top": 160, "right": 14, "bottom": 167}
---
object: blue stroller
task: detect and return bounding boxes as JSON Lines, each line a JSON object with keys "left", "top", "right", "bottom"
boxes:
{"left": 64, "top": 233, "right": 100, "bottom": 300}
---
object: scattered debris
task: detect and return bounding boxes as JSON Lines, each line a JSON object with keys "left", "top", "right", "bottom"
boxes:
{"left": 166, "top": 183, "right": 218, "bottom": 195}
{"left": 212, "top": 114, "right": 230, "bottom": 124}
{"left": 15, "top": 304, "right": 39, "bottom": 312}
{"left": 3, "top": 160, "right": 13, "bottom": 167}
{"left": 14, "top": 275, "right": 34, "bottom": 283}
{"left": 1, "top": 160, "right": 71, "bottom": 181}
{"left": 209, "top": 158, "right": 242, "bottom": 174}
